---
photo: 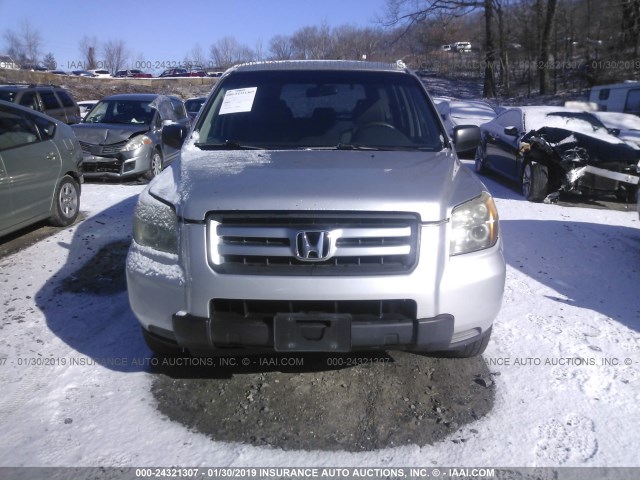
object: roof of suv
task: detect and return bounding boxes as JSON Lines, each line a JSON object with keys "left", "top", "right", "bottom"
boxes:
{"left": 0, "top": 83, "right": 64, "bottom": 90}
{"left": 228, "top": 60, "right": 408, "bottom": 74}
{"left": 101, "top": 93, "right": 162, "bottom": 101}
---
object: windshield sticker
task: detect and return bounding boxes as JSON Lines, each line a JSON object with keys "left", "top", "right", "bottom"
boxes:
{"left": 219, "top": 87, "right": 258, "bottom": 115}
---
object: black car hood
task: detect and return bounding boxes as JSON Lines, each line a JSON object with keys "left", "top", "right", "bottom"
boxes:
{"left": 71, "top": 123, "right": 149, "bottom": 144}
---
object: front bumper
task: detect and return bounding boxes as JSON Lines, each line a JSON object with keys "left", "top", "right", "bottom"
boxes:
{"left": 80, "top": 147, "right": 152, "bottom": 178}
{"left": 126, "top": 219, "right": 506, "bottom": 354}
{"left": 152, "top": 312, "right": 458, "bottom": 355}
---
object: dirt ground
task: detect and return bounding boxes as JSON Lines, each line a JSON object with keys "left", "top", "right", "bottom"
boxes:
{"left": 151, "top": 352, "right": 495, "bottom": 452}
{"left": 45, "top": 239, "right": 496, "bottom": 452}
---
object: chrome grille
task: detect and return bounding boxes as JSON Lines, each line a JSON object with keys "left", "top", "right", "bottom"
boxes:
{"left": 79, "top": 140, "right": 128, "bottom": 157}
{"left": 208, "top": 213, "right": 419, "bottom": 275}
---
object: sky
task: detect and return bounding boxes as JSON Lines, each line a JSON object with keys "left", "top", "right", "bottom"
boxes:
{"left": 0, "top": 0, "right": 390, "bottom": 72}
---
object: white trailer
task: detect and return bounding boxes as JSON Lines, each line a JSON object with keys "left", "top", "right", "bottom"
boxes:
{"left": 589, "top": 81, "right": 640, "bottom": 115}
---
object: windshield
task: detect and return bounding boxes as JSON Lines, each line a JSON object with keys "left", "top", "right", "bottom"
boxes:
{"left": 197, "top": 69, "right": 445, "bottom": 150}
{"left": 84, "top": 99, "right": 155, "bottom": 124}
{"left": 185, "top": 98, "right": 206, "bottom": 113}
{"left": 545, "top": 111, "right": 607, "bottom": 130}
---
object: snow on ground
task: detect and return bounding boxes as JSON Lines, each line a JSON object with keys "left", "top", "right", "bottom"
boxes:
{"left": 0, "top": 174, "right": 638, "bottom": 468}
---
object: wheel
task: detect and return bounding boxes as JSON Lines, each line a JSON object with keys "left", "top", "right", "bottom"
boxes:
{"left": 522, "top": 161, "right": 549, "bottom": 202}
{"left": 142, "top": 328, "right": 185, "bottom": 357}
{"left": 144, "top": 150, "right": 163, "bottom": 180}
{"left": 439, "top": 327, "right": 492, "bottom": 358}
{"left": 49, "top": 175, "right": 80, "bottom": 227}
{"left": 474, "top": 145, "right": 487, "bottom": 173}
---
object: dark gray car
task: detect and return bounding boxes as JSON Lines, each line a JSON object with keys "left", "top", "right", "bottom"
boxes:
{"left": 0, "top": 84, "right": 81, "bottom": 125}
{"left": 71, "top": 94, "right": 190, "bottom": 180}
{"left": 0, "top": 100, "right": 83, "bottom": 238}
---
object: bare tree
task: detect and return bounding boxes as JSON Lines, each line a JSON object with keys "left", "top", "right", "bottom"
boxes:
{"left": 103, "top": 39, "right": 128, "bottom": 75}
{"left": 269, "top": 35, "right": 294, "bottom": 60}
{"left": 42, "top": 52, "right": 57, "bottom": 70}
{"left": 3, "top": 19, "right": 42, "bottom": 65}
{"left": 210, "top": 36, "right": 253, "bottom": 70}
{"left": 381, "top": 0, "right": 501, "bottom": 97}
{"left": 254, "top": 38, "right": 265, "bottom": 62}
{"left": 79, "top": 35, "right": 99, "bottom": 70}
{"left": 483, "top": 0, "right": 497, "bottom": 97}
{"left": 538, "top": 0, "right": 558, "bottom": 94}
{"left": 184, "top": 43, "right": 207, "bottom": 68}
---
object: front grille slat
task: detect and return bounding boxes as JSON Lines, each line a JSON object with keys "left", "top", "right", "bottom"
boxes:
{"left": 209, "top": 213, "right": 419, "bottom": 276}
{"left": 79, "top": 140, "right": 128, "bottom": 157}
{"left": 212, "top": 299, "right": 417, "bottom": 320}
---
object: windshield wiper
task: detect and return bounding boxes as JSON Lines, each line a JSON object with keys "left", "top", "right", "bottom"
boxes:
{"left": 335, "top": 143, "right": 380, "bottom": 150}
{"left": 195, "top": 140, "right": 262, "bottom": 150}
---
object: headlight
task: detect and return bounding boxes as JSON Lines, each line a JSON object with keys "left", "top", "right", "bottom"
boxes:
{"left": 450, "top": 192, "right": 499, "bottom": 256}
{"left": 122, "top": 135, "right": 152, "bottom": 152}
{"left": 133, "top": 189, "right": 178, "bottom": 254}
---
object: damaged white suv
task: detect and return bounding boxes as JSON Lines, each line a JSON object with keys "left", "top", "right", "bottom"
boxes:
{"left": 126, "top": 61, "right": 505, "bottom": 358}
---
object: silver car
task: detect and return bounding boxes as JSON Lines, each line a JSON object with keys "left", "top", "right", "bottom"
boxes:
{"left": 72, "top": 94, "right": 190, "bottom": 180}
{"left": 0, "top": 100, "right": 82, "bottom": 237}
{"left": 126, "top": 61, "right": 506, "bottom": 358}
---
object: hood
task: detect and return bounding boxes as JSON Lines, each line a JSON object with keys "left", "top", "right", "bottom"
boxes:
{"left": 528, "top": 127, "right": 640, "bottom": 166}
{"left": 71, "top": 123, "right": 149, "bottom": 144}
{"left": 149, "top": 148, "right": 482, "bottom": 223}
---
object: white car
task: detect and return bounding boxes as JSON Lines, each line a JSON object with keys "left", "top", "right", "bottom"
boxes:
{"left": 434, "top": 98, "right": 497, "bottom": 156}
{"left": 88, "top": 69, "right": 112, "bottom": 78}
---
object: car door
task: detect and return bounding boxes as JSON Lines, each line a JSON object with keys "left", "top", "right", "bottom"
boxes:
{"left": 0, "top": 154, "right": 11, "bottom": 233}
{"left": 484, "top": 109, "right": 523, "bottom": 180}
{"left": 159, "top": 97, "right": 191, "bottom": 165}
{"left": 0, "top": 105, "right": 62, "bottom": 227}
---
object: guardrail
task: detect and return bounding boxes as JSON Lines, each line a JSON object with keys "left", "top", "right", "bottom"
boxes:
{"left": 0, "top": 69, "right": 218, "bottom": 88}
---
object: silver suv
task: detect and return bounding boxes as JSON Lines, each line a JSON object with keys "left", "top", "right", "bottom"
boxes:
{"left": 126, "top": 61, "right": 506, "bottom": 358}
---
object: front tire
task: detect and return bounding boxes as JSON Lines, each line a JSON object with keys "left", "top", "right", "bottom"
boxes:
{"left": 49, "top": 175, "right": 80, "bottom": 227}
{"left": 144, "top": 150, "right": 163, "bottom": 180}
{"left": 438, "top": 327, "right": 492, "bottom": 358}
{"left": 474, "top": 145, "right": 487, "bottom": 173}
{"left": 142, "top": 328, "right": 185, "bottom": 357}
{"left": 522, "top": 161, "right": 549, "bottom": 202}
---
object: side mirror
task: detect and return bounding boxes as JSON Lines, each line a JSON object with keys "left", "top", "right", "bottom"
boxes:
{"left": 162, "top": 124, "right": 188, "bottom": 149}
{"left": 504, "top": 126, "right": 519, "bottom": 137}
{"left": 453, "top": 125, "right": 480, "bottom": 153}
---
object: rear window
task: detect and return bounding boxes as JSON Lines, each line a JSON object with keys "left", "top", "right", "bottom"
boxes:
{"left": 56, "top": 90, "right": 76, "bottom": 107}
{"left": 197, "top": 69, "right": 444, "bottom": 150}
{"left": 39, "top": 90, "right": 61, "bottom": 109}
{"left": 19, "top": 91, "right": 38, "bottom": 109}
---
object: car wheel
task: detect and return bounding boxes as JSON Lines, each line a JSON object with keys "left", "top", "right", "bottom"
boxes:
{"left": 142, "top": 328, "right": 185, "bottom": 357}
{"left": 145, "top": 150, "right": 163, "bottom": 180}
{"left": 522, "top": 161, "right": 548, "bottom": 202}
{"left": 474, "top": 145, "right": 487, "bottom": 173}
{"left": 49, "top": 175, "right": 80, "bottom": 227}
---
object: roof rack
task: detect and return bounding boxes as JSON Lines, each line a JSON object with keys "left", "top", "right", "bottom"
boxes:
{"left": 0, "top": 82, "right": 61, "bottom": 88}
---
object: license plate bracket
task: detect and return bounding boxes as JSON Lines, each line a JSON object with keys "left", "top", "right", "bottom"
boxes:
{"left": 274, "top": 313, "right": 352, "bottom": 352}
